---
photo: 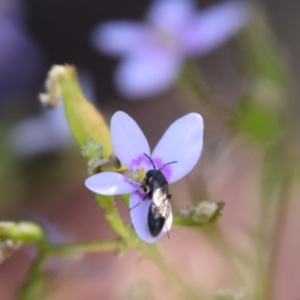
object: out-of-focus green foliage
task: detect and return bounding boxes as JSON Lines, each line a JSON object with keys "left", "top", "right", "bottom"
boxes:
{"left": 232, "top": 9, "right": 291, "bottom": 143}
{"left": 231, "top": 80, "right": 284, "bottom": 143}
{"left": 238, "top": 9, "right": 291, "bottom": 92}
{"left": 233, "top": 99, "right": 280, "bottom": 142}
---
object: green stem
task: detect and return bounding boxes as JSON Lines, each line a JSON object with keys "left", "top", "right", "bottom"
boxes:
{"left": 178, "top": 60, "right": 233, "bottom": 120}
{"left": 264, "top": 156, "right": 295, "bottom": 300}
{"left": 17, "top": 248, "right": 47, "bottom": 300}
{"left": 49, "top": 237, "right": 201, "bottom": 298}
{"left": 252, "top": 128, "right": 295, "bottom": 300}
{"left": 18, "top": 237, "right": 201, "bottom": 299}
{"left": 138, "top": 243, "right": 203, "bottom": 299}
{"left": 48, "top": 239, "right": 124, "bottom": 256}
{"left": 179, "top": 60, "right": 211, "bottom": 103}
{"left": 17, "top": 239, "right": 126, "bottom": 299}
{"left": 95, "top": 194, "right": 132, "bottom": 240}
{"left": 204, "top": 224, "right": 249, "bottom": 286}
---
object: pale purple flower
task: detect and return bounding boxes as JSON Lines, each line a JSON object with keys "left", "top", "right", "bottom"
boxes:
{"left": 8, "top": 68, "right": 95, "bottom": 157}
{"left": 0, "top": 1, "right": 45, "bottom": 98}
{"left": 8, "top": 105, "right": 73, "bottom": 157}
{"left": 85, "top": 111, "right": 204, "bottom": 243}
{"left": 91, "top": 0, "right": 251, "bottom": 99}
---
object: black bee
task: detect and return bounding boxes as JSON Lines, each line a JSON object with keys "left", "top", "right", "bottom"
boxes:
{"left": 141, "top": 153, "right": 177, "bottom": 237}
{"left": 147, "top": 180, "right": 171, "bottom": 236}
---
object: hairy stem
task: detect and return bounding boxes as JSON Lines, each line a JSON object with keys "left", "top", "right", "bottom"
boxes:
{"left": 138, "top": 243, "right": 204, "bottom": 299}
{"left": 264, "top": 155, "right": 295, "bottom": 300}
{"left": 17, "top": 249, "right": 47, "bottom": 300}
{"left": 48, "top": 239, "right": 124, "bottom": 256}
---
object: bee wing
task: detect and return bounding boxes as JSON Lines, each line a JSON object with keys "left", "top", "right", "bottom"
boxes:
{"left": 152, "top": 179, "right": 168, "bottom": 206}
{"left": 152, "top": 178, "right": 160, "bottom": 190}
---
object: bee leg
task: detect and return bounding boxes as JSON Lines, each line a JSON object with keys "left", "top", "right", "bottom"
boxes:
{"left": 166, "top": 222, "right": 170, "bottom": 239}
{"left": 140, "top": 183, "right": 150, "bottom": 194}
{"left": 129, "top": 191, "right": 149, "bottom": 211}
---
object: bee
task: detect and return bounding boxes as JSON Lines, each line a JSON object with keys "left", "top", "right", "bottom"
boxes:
{"left": 139, "top": 153, "right": 177, "bottom": 237}
{"left": 147, "top": 180, "right": 172, "bottom": 237}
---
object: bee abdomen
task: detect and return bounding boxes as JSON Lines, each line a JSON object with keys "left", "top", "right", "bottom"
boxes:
{"left": 148, "top": 207, "right": 165, "bottom": 236}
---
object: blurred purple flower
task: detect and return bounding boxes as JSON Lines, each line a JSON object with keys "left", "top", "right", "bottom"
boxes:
{"left": 8, "top": 105, "right": 73, "bottom": 157}
{"left": 91, "top": 0, "right": 252, "bottom": 99}
{"left": 7, "top": 68, "right": 96, "bottom": 157}
{"left": 85, "top": 111, "right": 204, "bottom": 243}
{"left": 0, "top": 1, "right": 45, "bottom": 98}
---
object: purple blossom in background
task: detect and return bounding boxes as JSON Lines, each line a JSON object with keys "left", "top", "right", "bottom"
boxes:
{"left": 85, "top": 111, "right": 204, "bottom": 243}
{"left": 91, "top": 0, "right": 252, "bottom": 99}
{"left": 8, "top": 106, "right": 73, "bottom": 157}
{"left": 0, "top": 1, "right": 45, "bottom": 99}
{"left": 7, "top": 68, "right": 95, "bottom": 157}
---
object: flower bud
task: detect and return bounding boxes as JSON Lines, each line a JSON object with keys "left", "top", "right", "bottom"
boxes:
{"left": 179, "top": 201, "right": 224, "bottom": 224}
{"left": 214, "top": 286, "right": 249, "bottom": 300}
{"left": 0, "top": 221, "right": 45, "bottom": 244}
{"left": 40, "top": 65, "right": 113, "bottom": 156}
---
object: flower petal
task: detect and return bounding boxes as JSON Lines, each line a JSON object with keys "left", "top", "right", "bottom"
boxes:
{"left": 147, "top": 0, "right": 196, "bottom": 32}
{"left": 115, "top": 47, "right": 182, "bottom": 98}
{"left": 91, "top": 21, "right": 147, "bottom": 56}
{"left": 182, "top": 1, "right": 252, "bottom": 56}
{"left": 129, "top": 192, "right": 173, "bottom": 243}
{"left": 85, "top": 172, "right": 138, "bottom": 195}
{"left": 152, "top": 113, "right": 203, "bottom": 183}
{"left": 8, "top": 106, "right": 72, "bottom": 157}
{"left": 111, "top": 111, "right": 151, "bottom": 170}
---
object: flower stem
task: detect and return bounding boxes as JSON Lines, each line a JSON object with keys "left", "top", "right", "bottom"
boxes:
{"left": 17, "top": 240, "right": 125, "bottom": 299}
{"left": 204, "top": 223, "right": 249, "bottom": 285}
{"left": 48, "top": 239, "right": 124, "bottom": 256}
{"left": 178, "top": 59, "right": 233, "bottom": 120}
{"left": 263, "top": 151, "right": 295, "bottom": 300}
{"left": 95, "top": 194, "right": 132, "bottom": 240}
{"left": 138, "top": 243, "right": 204, "bottom": 299}
{"left": 17, "top": 246, "right": 48, "bottom": 300}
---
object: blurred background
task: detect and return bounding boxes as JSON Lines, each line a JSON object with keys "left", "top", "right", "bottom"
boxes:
{"left": 0, "top": 0, "right": 299, "bottom": 299}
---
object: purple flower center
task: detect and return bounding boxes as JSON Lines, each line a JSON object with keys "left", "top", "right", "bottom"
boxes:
{"left": 152, "top": 157, "right": 172, "bottom": 181}
{"left": 129, "top": 154, "right": 173, "bottom": 182}
{"left": 129, "top": 154, "right": 151, "bottom": 172}
{"left": 123, "top": 176, "right": 140, "bottom": 189}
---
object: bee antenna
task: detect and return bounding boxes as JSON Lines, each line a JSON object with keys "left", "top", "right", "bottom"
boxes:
{"left": 143, "top": 153, "right": 156, "bottom": 169}
{"left": 159, "top": 160, "right": 178, "bottom": 171}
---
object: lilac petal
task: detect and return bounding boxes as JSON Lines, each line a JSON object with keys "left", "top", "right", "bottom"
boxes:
{"left": 182, "top": 1, "right": 252, "bottom": 56}
{"left": 85, "top": 172, "right": 139, "bottom": 195}
{"left": 152, "top": 113, "right": 203, "bottom": 183}
{"left": 0, "top": 16, "right": 45, "bottom": 96}
{"left": 147, "top": 0, "right": 196, "bottom": 32}
{"left": 115, "top": 47, "right": 182, "bottom": 98}
{"left": 91, "top": 21, "right": 147, "bottom": 56}
{"left": 129, "top": 192, "right": 173, "bottom": 243}
{"left": 8, "top": 106, "right": 72, "bottom": 157}
{"left": 111, "top": 111, "right": 151, "bottom": 170}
